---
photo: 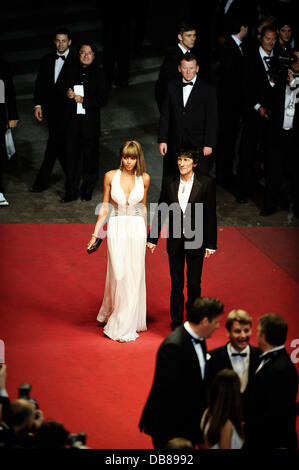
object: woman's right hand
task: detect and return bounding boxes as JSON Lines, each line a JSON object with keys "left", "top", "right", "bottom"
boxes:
{"left": 87, "top": 236, "right": 97, "bottom": 250}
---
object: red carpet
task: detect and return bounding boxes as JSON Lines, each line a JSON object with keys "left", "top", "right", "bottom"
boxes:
{"left": 0, "top": 224, "right": 298, "bottom": 449}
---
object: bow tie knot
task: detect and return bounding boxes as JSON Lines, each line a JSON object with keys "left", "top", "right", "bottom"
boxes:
{"left": 232, "top": 352, "right": 247, "bottom": 357}
{"left": 56, "top": 55, "right": 66, "bottom": 61}
{"left": 182, "top": 81, "right": 193, "bottom": 87}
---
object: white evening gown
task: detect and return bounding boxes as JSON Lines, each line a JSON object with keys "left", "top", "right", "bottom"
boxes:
{"left": 97, "top": 169, "right": 147, "bottom": 342}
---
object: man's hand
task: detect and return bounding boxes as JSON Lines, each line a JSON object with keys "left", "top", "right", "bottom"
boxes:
{"left": 288, "top": 69, "right": 294, "bottom": 83}
{"left": 158, "top": 143, "right": 167, "bottom": 156}
{"left": 34, "top": 106, "right": 43, "bottom": 121}
{"left": 203, "top": 146, "right": 213, "bottom": 156}
{"left": 67, "top": 88, "right": 75, "bottom": 99}
{"left": 205, "top": 249, "right": 215, "bottom": 259}
{"left": 258, "top": 106, "right": 270, "bottom": 119}
{"left": 0, "top": 364, "right": 7, "bottom": 390}
{"left": 74, "top": 95, "right": 83, "bottom": 103}
{"left": 7, "top": 120, "right": 18, "bottom": 129}
{"left": 146, "top": 242, "right": 156, "bottom": 253}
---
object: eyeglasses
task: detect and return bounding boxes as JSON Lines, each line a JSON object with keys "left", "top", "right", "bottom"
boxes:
{"left": 79, "top": 51, "right": 94, "bottom": 56}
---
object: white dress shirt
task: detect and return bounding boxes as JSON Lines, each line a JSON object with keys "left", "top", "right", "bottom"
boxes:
{"left": 54, "top": 47, "right": 69, "bottom": 84}
{"left": 178, "top": 43, "right": 190, "bottom": 55}
{"left": 184, "top": 321, "right": 206, "bottom": 379}
{"left": 178, "top": 173, "right": 194, "bottom": 214}
{"left": 227, "top": 343, "right": 250, "bottom": 393}
{"left": 231, "top": 34, "right": 243, "bottom": 54}
{"left": 182, "top": 74, "right": 197, "bottom": 107}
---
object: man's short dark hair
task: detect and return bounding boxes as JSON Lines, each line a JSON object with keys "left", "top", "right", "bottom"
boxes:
{"left": 177, "top": 21, "right": 196, "bottom": 36}
{"left": 259, "top": 313, "right": 288, "bottom": 346}
{"left": 178, "top": 148, "right": 199, "bottom": 164}
{"left": 187, "top": 297, "right": 224, "bottom": 324}
{"left": 260, "top": 25, "right": 277, "bottom": 39}
{"left": 35, "top": 421, "right": 69, "bottom": 449}
{"left": 181, "top": 52, "right": 198, "bottom": 64}
{"left": 77, "top": 41, "right": 98, "bottom": 55}
{"left": 54, "top": 27, "right": 71, "bottom": 39}
{"left": 230, "top": 17, "right": 248, "bottom": 35}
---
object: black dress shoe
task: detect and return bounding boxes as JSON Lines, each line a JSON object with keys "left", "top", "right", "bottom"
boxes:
{"left": 30, "top": 185, "right": 47, "bottom": 193}
{"left": 60, "top": 195, "right": 78, "bottom": 203}
{"left": 236, "top": 196, "right": 247, "bottom": 204}
{"left": 259, "top": 208, "right": 276, "bottom": 217}
{"left": 81, "top": 194, "right": 92, "bottom": 201}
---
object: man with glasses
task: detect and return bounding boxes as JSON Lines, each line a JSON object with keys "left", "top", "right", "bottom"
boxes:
{"left": 61, "top": 42, "right": 107, "bottom": 203}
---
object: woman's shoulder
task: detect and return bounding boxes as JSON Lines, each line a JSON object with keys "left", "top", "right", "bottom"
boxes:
{"left": 142, "top": 172, "right": 150, "bottom": 185}
{"left": 104, "top": 169, "right": 118, "bottom": 182}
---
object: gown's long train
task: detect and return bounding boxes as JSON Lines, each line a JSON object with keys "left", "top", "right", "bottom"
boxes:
{"left": 97, "top": 169, "right": 147, "bottom": 341}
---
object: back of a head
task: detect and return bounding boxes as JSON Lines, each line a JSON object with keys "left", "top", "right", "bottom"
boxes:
{"left": 259, "top": 313, "right": 287, "bottom": 346}
{"left": 164, "top": 437, "right": 194, "bottom": 450}
{"left": 7, "top": 399, "right": 34, "bottom": 431}
{"left": 35, "top": 420, "right": 69, "bottom": 449}
{"left": 187, "top": 297, "right": 223, "bottom": 324}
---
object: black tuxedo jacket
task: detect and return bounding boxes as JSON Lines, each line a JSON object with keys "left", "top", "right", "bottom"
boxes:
{"left": 148, "top": 172, "right": 217, "bottom": 254}
{"left": 246, "top": 49, "right": 276, "bottom": 113}
{"left": 158, "top": 76, "right": 218, "bottom": 153}
{"left": 217, "top": 37, "right": 248, "bottom": 110}
{"left": 139, "top": 325, "right": 207, "bottom": 444}
{"left": 245, "top": 348, "right": 298, "bottom": 449}
{"left": 155, "top": 45, "right": 185, "bottom": 112}
{"left": 205, "top": 343, "right": 261, "bottom": 416}
{"left": 34, "top": 50, "right": 77, "bottom": 124}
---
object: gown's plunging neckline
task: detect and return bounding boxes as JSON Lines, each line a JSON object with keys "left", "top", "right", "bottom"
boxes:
{"left": 119, "top": 170, "right": 136, "bottom": 205}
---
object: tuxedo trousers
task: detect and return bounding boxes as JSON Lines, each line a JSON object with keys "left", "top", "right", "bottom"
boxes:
{"left": 33, "top": 121, "right": 67, "bottom": 189}
{"left": 64, "top": 115, "right": 100, "bottom": 198}
{"left": 168, "top": 248, "right": 205, "bottom": 329}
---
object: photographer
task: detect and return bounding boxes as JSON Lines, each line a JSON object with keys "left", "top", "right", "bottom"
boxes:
{"left": 261, "top": 48, "right": 299, "bottom": 217}
{"left": 0, "top": 398, "right": 44, "bottom": 448}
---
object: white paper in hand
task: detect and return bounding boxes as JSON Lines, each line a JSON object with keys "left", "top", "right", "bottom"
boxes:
{"left": 74, "top": 85, "right": 85, "bottom": 114}
{"left": 5, "top": 129, "right": 16, "bottom": 159}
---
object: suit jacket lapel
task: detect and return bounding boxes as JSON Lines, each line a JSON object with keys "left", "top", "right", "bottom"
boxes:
{"left": 187, "top": 173, "right": 202, "bottom": 204}
{"left": 184, "top": 77, "right": 200, "bottom": 111}
{"left": 171, "top": 175, "right": 180, "bottom": 204}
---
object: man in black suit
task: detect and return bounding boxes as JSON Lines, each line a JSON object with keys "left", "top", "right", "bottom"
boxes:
{"left": 61, "top": 41, "right": 106, "bottom": 202}
{"left": 158, "top": 53, "right": 217, "bottom": 179}
{"left": 215, "top": 17, "right": 249, "bottom": 188}
{"left": 245, "top": 314, "right": 298, "bottom": 449}
{"left": 236, "top": 25, "right": 277, "bottom": 206}
{"left": 139, "top": 297, "right": 224, "bottom": 449}
{"left": 155, "top": 22, "right": 197, "bottom": 112}
{"left": 30, "top": 28, "right": 76, "bottom": 193}
{"left": 147, "top": 150, "right": 217, "bottom": 331}
{"left": 205, "top": 309, "right": 260, "bottom": 414}
{"left": 0, "top": 59, "right": 19, "bottom": 206}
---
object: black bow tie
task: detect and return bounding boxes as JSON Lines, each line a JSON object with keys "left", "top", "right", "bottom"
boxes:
{"left": 182, "top": 81, "right": 193, "bottom": 87}
{"left": 232, "top": 352, "right": 247, "bottom": 357}
{"left": 56, "top": 55, "right": 65, "bottom": 61}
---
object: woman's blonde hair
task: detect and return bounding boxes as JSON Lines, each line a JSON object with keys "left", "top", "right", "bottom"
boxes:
{"left": 119, "top": 140, "right": 146, "bottom": 176}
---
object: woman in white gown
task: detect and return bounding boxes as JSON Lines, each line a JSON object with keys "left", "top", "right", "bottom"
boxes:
{"left": 87, "top": 140, "right": 150, "bottom": 342}
{"left": 200, "top": 369, "right": 245, "bottom": 449}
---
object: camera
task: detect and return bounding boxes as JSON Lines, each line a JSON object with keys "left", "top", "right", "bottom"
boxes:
{"left": 18, "top": 383, "right": 39, "bottom": 411}
{"left": 68, "top": 432, "right": 87, "bottom": 448}
{"left": 264, "top": 52, "right": 297, "bottom": 82}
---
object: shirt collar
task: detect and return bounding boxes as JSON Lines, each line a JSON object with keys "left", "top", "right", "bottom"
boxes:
{"left": 231, "top": 35, "right": 242, "bottom": 47}
{"left": 228, "top": 343, "right": 250, "bottom": 355}
{"left": 184, "top": 321, "right": 203, "bottom": 341}
{"left": 56, "top": 48, "right": 70, "bottom": 58}
{"left": 178, "top": 43, "right": 190, "bottom": 54}
{"left": 182, "top": 75, "right": 197, "bottom": 85}
{"left": 259, "top": 345, "right": 285, "bottom": 358}
{"left": 180, "top": 172, "right": 194, "bottom": 185}
{"left": 259, "top": 45, "right": 274, "bottom": 59}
